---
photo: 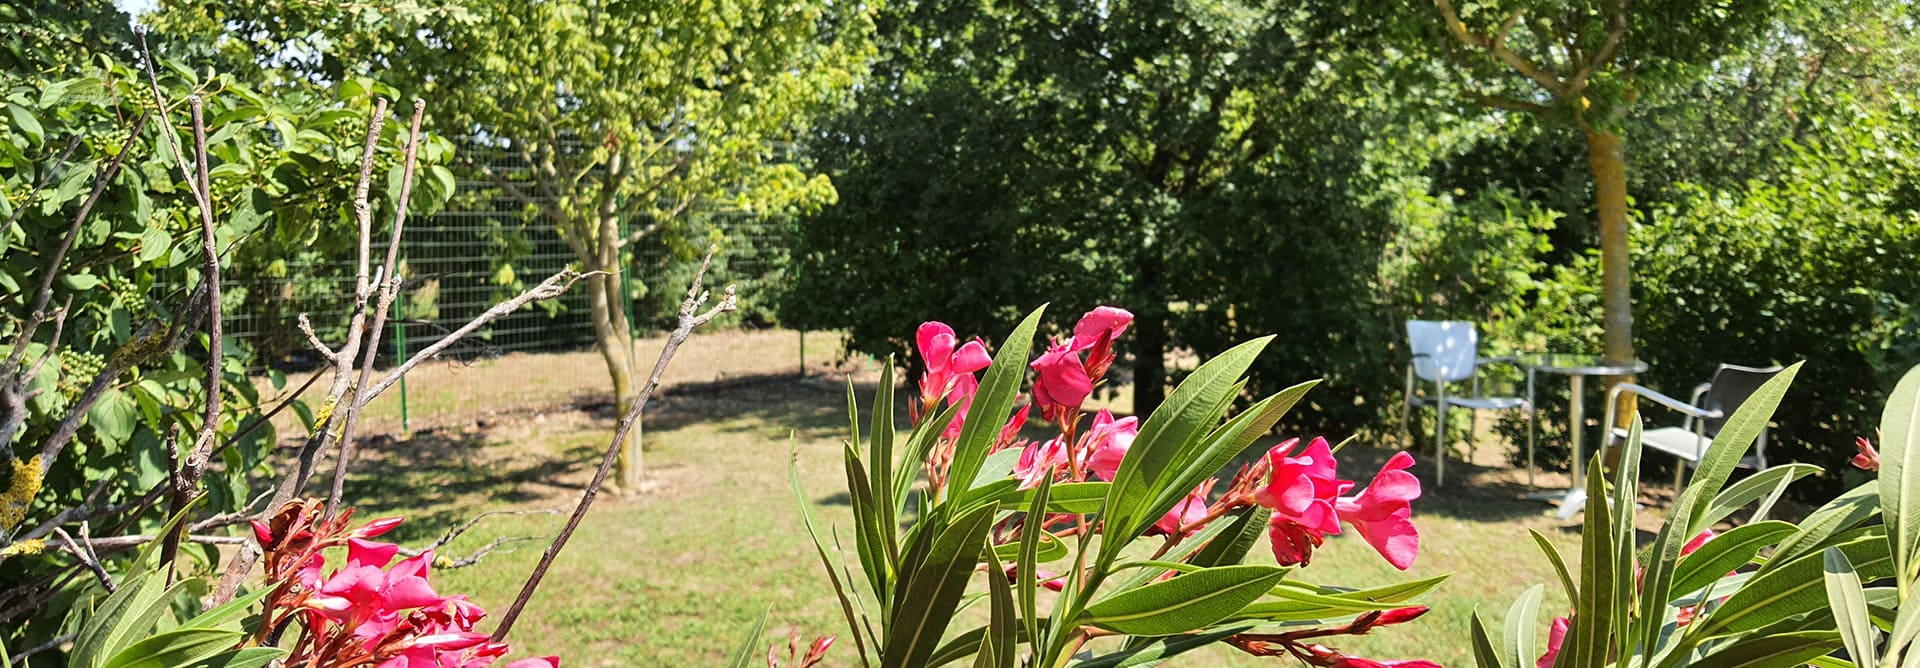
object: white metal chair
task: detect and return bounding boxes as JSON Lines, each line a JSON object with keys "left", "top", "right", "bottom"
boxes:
{"left": 1401, "top": 320, "right": 1531, "bottom": 487}
{"left": 1601, "top": 363, "right": 1785, "bottom": 490}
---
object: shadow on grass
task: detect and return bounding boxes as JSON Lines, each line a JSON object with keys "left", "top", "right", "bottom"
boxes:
{"left": 332, "top": 428, "right": 599, "bottom": 544}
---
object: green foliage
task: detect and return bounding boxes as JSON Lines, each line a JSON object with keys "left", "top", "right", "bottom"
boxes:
{"left": 797, "top": 307, "right": 1441, "bottom": 667}
{"left": 1474, "top": 363, "right": 1920, "bottom": 668}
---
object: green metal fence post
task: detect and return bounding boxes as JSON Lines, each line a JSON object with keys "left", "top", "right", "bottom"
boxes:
{"left": 394, "top": 289, "right": 411, "bottom": 435}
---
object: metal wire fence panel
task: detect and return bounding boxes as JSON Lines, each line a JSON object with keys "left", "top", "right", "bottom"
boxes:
{"left": 220, "top": 136, "right": 789, "bottom": 373}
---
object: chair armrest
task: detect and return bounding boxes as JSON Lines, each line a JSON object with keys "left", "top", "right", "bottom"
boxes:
{"left": 1614, "top": 382, "right": 1720, "bottom": 419}
{"left": 1474, "top": 355, "right": 1523, "bottom": 371}
{"left": 1689, "top": 383, "right": 1712, "bottom": 405}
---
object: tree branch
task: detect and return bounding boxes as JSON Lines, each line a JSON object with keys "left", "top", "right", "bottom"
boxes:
{"left": 1433, "top": 0, "right": 1569, "bottom": 99}
{"left": 359, "top": 269, "right": 587, "bottom": 403}
{"left": 490, "top": 246, "right": 737, "bottom": 642}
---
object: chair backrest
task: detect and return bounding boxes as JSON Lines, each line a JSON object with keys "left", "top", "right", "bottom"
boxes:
{"left": 1701, "top": 364, "right": 1786, "bottom": 438}
{"left": 1405, "top": 320, "right": 1479, "bottom": 383}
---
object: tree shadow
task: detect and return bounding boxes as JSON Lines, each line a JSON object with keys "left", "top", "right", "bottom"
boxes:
{"left": 327, "top": 427, "right": 599, "bottom": 544}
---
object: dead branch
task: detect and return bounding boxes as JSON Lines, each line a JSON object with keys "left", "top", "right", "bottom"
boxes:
{"left": 6, "top": 632, "right": 76, "bottom": 666}
{"left": 328, "top": 100, "right": 427, "bottom": 514}
{"left": 359, "top": 269, "right": 587, "bottom": 403}
{"left": 491, "top": 245, "right": 737, "bottom": 641}
{"left": 53, "top": 526, "right": 113, "bottom": 593}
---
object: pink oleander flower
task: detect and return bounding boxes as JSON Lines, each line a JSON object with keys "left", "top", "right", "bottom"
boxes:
{"left": 1083, "top": 410, "right": 1139, "bottom": 481}
{"left": 1854, "top": 436, "right": 1881, "bottom": 472}
{"left": 916, "top": 321, "right": 991, "bottom": 408}
{"left": 939, "top": 373, "right": 980, "bottom": 441}
{"left": 995, "top": 404, "right": 1031, "bottom": 451}
{"left": 1000, "top": 564, "right": 1067, "bottom": 592}
{"left": 1014, "top": 436, "right": 1072, "bottom": 490}
{"left": 1256, "top": 437, "right": 1343, "bottom": 567}
{"left": 1070, "top": 306, "right": 1133, "bottom": 380}
{"left": 1334, "top": 451, "right": 1422, "bottom": 570}
{"left": 1538, "top": 616, "right": 1570, "bottom": 668}
{"left": 1030, "top": 340, "right": 1093, "bottom": 424}
{"left": 503, "top": 657, "right": 560, "bottom": 668}
{"left": 1152, "top": 480, "right": 1216, "bottom": 538}
{"left": 1298, "top": 644, "right": 1441, "bottom": 668}
{"left": 1672, "top": 530, "right": 1725, "bottom": 627}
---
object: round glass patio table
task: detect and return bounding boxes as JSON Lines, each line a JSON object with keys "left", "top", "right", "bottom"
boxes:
{"left": 1512, "top": 353, "right": 1649, "bottom": 517}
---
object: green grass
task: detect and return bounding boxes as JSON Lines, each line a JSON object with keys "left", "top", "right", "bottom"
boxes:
{"left": 326, "top": 337, "right": 1590, "bottom": 666}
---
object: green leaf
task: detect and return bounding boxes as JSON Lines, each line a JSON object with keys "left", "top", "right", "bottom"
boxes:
{"left": 70, "top": 571, "right": 183, "bottom": 668}
{"left": 1702, "top": 463, "right": 1820, "bottom": 527}
{"left": 1072, "top": 623, "right": 1258, "bottom": 668}
{"left": 180, "top": 586, "right": 275, "bottom": 631}
{"left": 896, "top": 401, "right": 961, "bottom": 516}
{"left": 1880, "top": 364, "right": 1920, "bottom": 596}
{"left": 1678, "top": 363, "right": 1801, "bottom": 537}
{"left": 7, "top": 104, "right": 42, "bottom": 145}
{"left": 846, "top": 442, "right": 892, "bottom": 601}
{"left": 1231, "top": 575, "right": 1449, "bottom": 622}
{"left": 1669, "top": 521, "right": 1797, "bottom": 600}
{"left": 1082, "top": 565, "right": 1288, "bottom": 636}
{"left": 869, "top": 357, "right": 898, "bottom": 564}
{"left": 1017, "top": 476, "right": 1050, "bottom": 654}
{"left": 138, "top": 226, "right": 172, "bottom": 263}
{"left": 63, "top": 273, "right": 103, "bottom": 290}
{"left": 944, "top": 306, "right": 1045, "bottom": 498}
{"left": 725, "top": 608, "right": 770, "bottom": 668}
{"left": 1823, "top": 547, "right": 1879, "bottom": 665}
{"left": 1530, "top": 529, "right": 1579, "bottom": 603}
{"left": 1768, "top": 482, "right": 1880, "bottom": 569}
{"left": 1695, "top": 535, "right": 1894, "bottom": 638}
{"left": 1102, "top": 336, "right": 1272, "bottom": 547}
{"left": 992, "top": 529, "right": 1065, "bottom": 564}
{"left": 1568, "top": 453, "right": 1619, "bottom": 668}
{"left": 1187, "top": 506, "right": 1270, "bottom": 569}
{"left": 87, "top": 388, "right": 137, "bottom": 445}
{"left": 974, "top": 542, "right": 1017, "bottom": 668}
{"left": 1502, "top": 584, "right": 1544, "bottom": 668}
{"left": 102, "top": 628, "right": 244, "bottom": 668}
{"left": 1686, "top": 631, "right": 1845, "bottom": 668}
{"left": 1471, "top": 611, "right": 1510, "bottom": 668}
{"left": 1135, "top": 383, "right": 1314, "bottom": 547}
{"left": 789, "top": 449, "right": 873, "bottom": 667}
{"left": 882, "top": 501, "right": 1000, "bottom": 668}
{"left": 185, "top": 648, "right": 287, "bottom": 668}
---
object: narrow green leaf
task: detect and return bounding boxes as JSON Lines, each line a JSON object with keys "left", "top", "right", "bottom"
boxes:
{"left": 1570, "top": 453, "right": 1617, "bottom": 668}
{"left": 726, "top": 608, "right": 772, "bottom": 668}
{"left": 1611, "top": 419, "right": 1644, "bottom": 659}
{"left": 180, "top": 586, "right": 276, "bottom": 631}
{"left": 1082, "top": 565, "right": 1288, "bottom": 636}
{"left": 1696, "top": 535, "right": 1894, "bottom": 638}
{"left": 896, "top": 401, "right": 962, "bottom": 515}
{"left": 1768, "top": 482, "right": 1881, "bottom": 569}
{"left": 1530, "top": 529, "right": 1579, "bottom": 603}
{"left": 1679, "top": 363, "right": 1802, "bottom": 537}
{"left": 1686, "top": 631, "right": 1844, "bottom": 668}
{"left": 975, "top": 543, "right": 1017, "bottom": 668}
{"left": 187, "top": 648, "right": 288, "bottom": 668}
{"left": 992, "top": 529, "right": 1065, "bottom": 564}
{"left": 1669, "top": 521, "right": 1798, "bottom": 599}
{"left": 846, "top": 443, "right": 892, "bottom": 600}
{"left": 1503, "top": 584, "right": 1544, "bottom": 668}
{"left": 1702, "top": 464, "right": 1821, "bottom": 527}
{"left": 102, "top": 628, "right": 244, "bottom": 668}
{"left": 1073, "top": 623, "right": 1259, "bottom": 668}
{"left": 1887, "top": 598, "right": 1920, "bottom": 668}
{"left": 1880, "top": 364, "right": 1920, "bottom": 596}
{"left": 945, "top": 306, "right": 1045, "bottom": 498}
{"left": 71, "top": 572, "right": 182, "bottom": 668}
{"left": 1187, "top": 506, "right": 1270, "bottom": 569}
{"left": 790, "top": 450, "right": 874, "bottom": 667}
{"left": 883, "top": 502, "right": 1000, "bottom": 668}
{"left": 1471, "top": 611, "right": 1511, "bottom": 668}
{"left": 1234, "top": 575, "right": 1449, "bottom": 620}
{"left": 1825, "top": 547, "right": 1880, "bottom": 665}
{"left": 870, "top": 357, "right": 898, "bottom": 565}
{"left": 1018, "top": 476, "right": 1051, "bottom": 654}
{"left": 1102, "top": 337, "right": 1272, "bottom": 546}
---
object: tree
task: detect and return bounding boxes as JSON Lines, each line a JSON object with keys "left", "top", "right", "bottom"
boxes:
{"left": 790, "top": 0, "right": 1390, "bottom": 414}
{"left": 158, "top": 0, "right": 875, "bottom": 490}
{"left": 1420, "top": 0, "right": 1782, "bottom": 392}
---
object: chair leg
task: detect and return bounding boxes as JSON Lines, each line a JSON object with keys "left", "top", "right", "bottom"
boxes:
{"left": 1400, "top": 400, "right": 1413, "bottom": 452}
{"left": 1673, "top": 459, "right": 1686, "bottom": 494}
{"left": 1433, "top": 401, "right": 1448, "bottom": 487}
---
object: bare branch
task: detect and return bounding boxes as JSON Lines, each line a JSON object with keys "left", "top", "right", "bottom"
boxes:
{"left": 7, "top": 632, "right": 76, "bottom": 666}
{"left": 53, "top": 526, "right": 114, "bottom": 593}
{"left": 298, "top": 313, "right": 339, "bottom": 358}
{"left": 1433, "top": 0, "right": 1569, "bottom": 99}
{"left": 1567, "top": 0, "right": 1628, "bottom": 94}
{"left": 410, "top": 506, "right": 566, "bottom": 556}
{"left": 0, "top": 136, "right": 82, "bottom": 232}
{"left": 360, "top": 270, "right": 587, "bottom": 402}
{"left": 329, "top": 100, "right": 426, "bottom": 515}
{"left": 491, "top": 246, "right": 737, "bottom": 641}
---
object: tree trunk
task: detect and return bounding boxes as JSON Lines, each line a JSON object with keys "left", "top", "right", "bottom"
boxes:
{"left": 586, "top": 262, "right": 641, "bottom": 492}
{"left": 1585, "top": 128, "right": 1639, "bottom": 474}
{"left": 1131, "top": 251, "right": 1167, "bottom": 416}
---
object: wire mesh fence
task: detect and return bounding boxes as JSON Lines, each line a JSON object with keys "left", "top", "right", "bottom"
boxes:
{"left": 220, "top": 136, "right": 790, "bottom": 373}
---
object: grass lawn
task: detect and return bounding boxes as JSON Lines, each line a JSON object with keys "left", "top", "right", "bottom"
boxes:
{"left": 300, "top": 329, "right": 1621, "bottom": 666}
